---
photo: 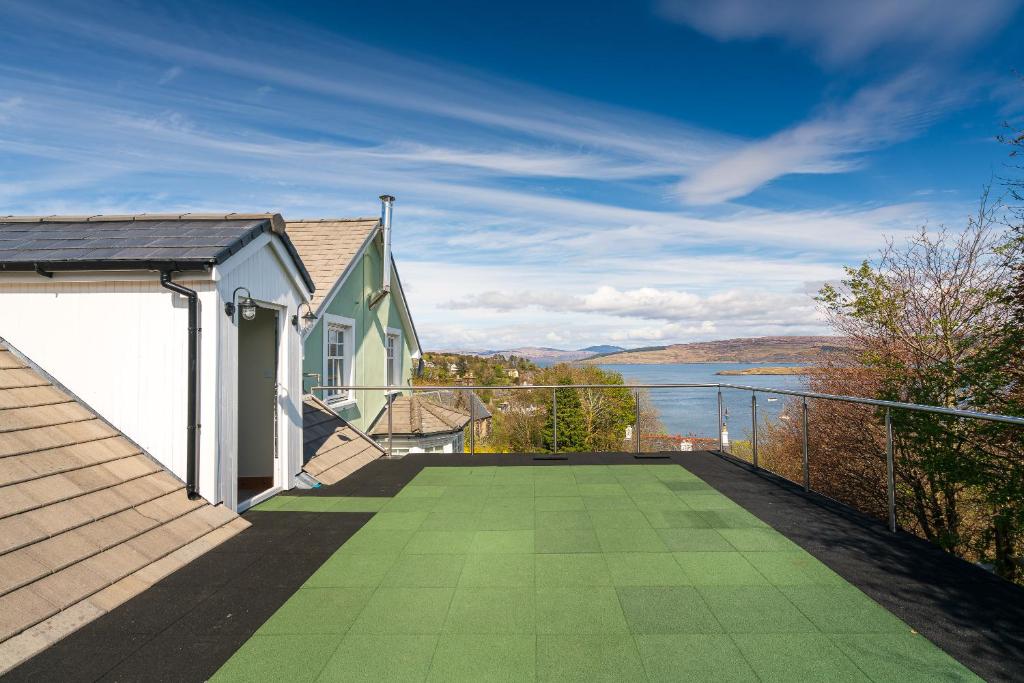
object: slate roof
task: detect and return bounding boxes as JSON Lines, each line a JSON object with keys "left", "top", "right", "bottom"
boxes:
{"left": 370, "top": 394, "right": 472, "bottom": 437}
{"left": 286, "top": 218, "right": 380, "bottom": 312}
{"left": 0, "top": 214, "right": 316, "bottom": 293}
{"left": 301, "top": 396, "right": 385, "bottom": 485}
{"left": 0, "top": 340, "right": 249, "bottom": 675}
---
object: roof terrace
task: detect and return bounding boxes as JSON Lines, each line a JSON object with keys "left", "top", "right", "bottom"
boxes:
{"left": 5, "top": 382, "right": 1024, "bottom": 682}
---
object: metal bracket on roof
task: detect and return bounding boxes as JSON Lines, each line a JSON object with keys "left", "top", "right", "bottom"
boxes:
{"left": 33, "top": 264, "right": 53, "bottom": 278}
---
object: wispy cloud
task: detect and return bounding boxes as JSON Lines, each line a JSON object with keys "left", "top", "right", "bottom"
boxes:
{"left": 656, "top": 0, "right": 1020, "bottom": 67}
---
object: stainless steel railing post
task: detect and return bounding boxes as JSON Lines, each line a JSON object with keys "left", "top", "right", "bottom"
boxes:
{"left": 802, "top": 397, "right": 810, "bottom": 492}
{"left": 886, "top": 407, "right": 896, "bottom": 533}
{"left": 552, "top": 388, "right": 558, "bottom": 453}
{"left": 469, "top": 389, "right": 476, "bottom": 455}
{"left": 635, "top": 391, "right": 642, "bottom": 455}
{"left": 387, "top": 391, "right": 393, "bottom": 458}
{"left": 717, "top": 389, "right": 724, "bottom": 453}
{"left": 751, "top": 392, "right": 758, "bottom": 469}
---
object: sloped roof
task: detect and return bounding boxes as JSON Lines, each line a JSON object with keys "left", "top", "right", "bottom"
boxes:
{"left": 421, "top": 390, "right": 493, "bottom": 420}
{"left": 302, "top": 396, "right": 384, "bottom": 485}
{"left": 286, "top": 218, "right": 379, "bottom": 312}
{"left": 0, "top": 341, "right": 249, "bottom": 674}
{"left": 370, "top": 394, "right": 471, "bottom": 437}
{"left": 0, "top": 214, "right": 315, "bottom": 293}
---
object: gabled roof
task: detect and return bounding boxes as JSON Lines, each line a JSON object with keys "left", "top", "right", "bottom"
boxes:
{"left": 0, "top": 340, "right": 249, "bottom": 674}
{"left": 286, "top": 218, "right": 379, "bottom": 312}
{"left": 0, "top": 214, "right": 316, "bottom": 293}
{"left": 301, "top": 396, "right": 384, "bottom": 485}
{"left": 370, "top": 394, "right": 471, "bottom": 437}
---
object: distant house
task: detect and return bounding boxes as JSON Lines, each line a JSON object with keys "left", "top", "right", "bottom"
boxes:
{"left": 369, "top": 393, "right": 470, "bottom": 455}
{"left": 0, "top": 214, "right": 315, "bottom": 511}
{"left": 288, "top": 196, "right": 423, "bottom": 469}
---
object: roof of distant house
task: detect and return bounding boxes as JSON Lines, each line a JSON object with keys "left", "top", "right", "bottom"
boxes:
{"left": 286, "top": 218, "right": 379, "bottom": 312}
{"left": 0, "top": 214, "right": 315, "bottom": 293}
{"left": 0, "top": 339, "right": 247, "bottom": 673}
{"left": 301, "top": 396, "right": 384, "bottom": 485}
{"left": 370, "top": 394, "right": 472, "bottom": 437}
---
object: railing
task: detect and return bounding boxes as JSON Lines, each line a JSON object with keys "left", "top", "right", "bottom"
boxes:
{"left": 310, "top": 382, "right": 1024, "bottom": 538}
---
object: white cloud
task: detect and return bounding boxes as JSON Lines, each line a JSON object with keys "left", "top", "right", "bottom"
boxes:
{"left": 157, "top": 65, "right": 183, "bottom": 85}
{"left": 656, "top": 0, "right": 1020, "bottom": 67}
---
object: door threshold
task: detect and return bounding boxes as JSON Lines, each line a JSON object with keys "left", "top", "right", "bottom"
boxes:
{"left": 237, "top": 485, "right": 282, "bottom": 513}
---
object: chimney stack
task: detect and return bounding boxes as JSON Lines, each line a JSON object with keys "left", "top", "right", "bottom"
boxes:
{"left": 371, "top": 194, "right": 395, "bottom": 308}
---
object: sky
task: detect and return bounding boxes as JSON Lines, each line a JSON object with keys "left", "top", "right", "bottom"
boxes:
{"left": 2, "top": 0, "right": 1023, "bottom": 351}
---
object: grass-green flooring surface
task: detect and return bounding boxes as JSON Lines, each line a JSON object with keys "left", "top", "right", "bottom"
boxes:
{"left": 214, "top": 465, "right": 979, "bottom": 682}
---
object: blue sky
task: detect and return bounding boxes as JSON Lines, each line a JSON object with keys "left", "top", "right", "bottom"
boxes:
{"left": 2, "top": 1, "right": 1023, "bottom": 350}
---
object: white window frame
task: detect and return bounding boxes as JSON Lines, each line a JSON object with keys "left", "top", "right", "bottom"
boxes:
{"left": 386, "top": 327, "right": 403, "bottom": 392}
{"left": 323, "top": 313, "right": 357, "bottom": 407}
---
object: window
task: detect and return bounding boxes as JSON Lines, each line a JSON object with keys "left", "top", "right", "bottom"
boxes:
{"left": 323, "top": 314, "right": 356, "bottom": 405}
{"left": 386, "top": 329, "right": 401, "bottom": 389}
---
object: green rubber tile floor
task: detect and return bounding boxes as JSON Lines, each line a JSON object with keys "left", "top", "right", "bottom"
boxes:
{"left": 212, "top": 465, "right": 980, "bottom": 682}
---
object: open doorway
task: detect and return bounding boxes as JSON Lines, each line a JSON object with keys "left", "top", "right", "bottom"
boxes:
{"left": 237, "top": 305, "right": 278, "bottom": 507}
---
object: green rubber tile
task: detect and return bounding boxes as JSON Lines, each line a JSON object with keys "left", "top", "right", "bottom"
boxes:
{"left": 379, "top": 496, "right": 439, "bottom": 513}
{"left": 831, "top": 633, "right": 983, "bottom": 682}
{"left": 427, "top": 634, "right": 536, "bottom": 683}
{"left": 362, "top": 510, "right": 430, "bottom": 530}
{"left": 349, "top": 587, "right": 454, "bottom": 635}
{"left": 605, "top": 552, "right": 690, "bottom": 586}
{"left": 645, "top": 510, "right": 710, "bottom": 528}
{"left": 571, "top": 467, "right": 616, "bottom": 483}
{"left": 317, "top": 634, "right": 438, "bottom": 682}
{"left": 619, "top": 481, "right": 674, "bottom": 496}
{"left": 536, "top": 586, "right": 629, "bottom": 634}
{"left": 719, "top": 528, "right": 798, "bottom": 551}
{"left": 617, "top": 586, "right": 723, "bottom": 634}
{"left": 471, "top": 529, "right": 535, "bottom": 554}
{"left": 658, "top": 529, "right": 735, "bottom": 552}
{"left": 492, "top": 469, "right": 536, "bottom": 485}
{"left": 396, "top": 484, "right": 448, "bottom": 498}
{"left": 780, "top": 585, "right": 912, "bottom": 634}
{"left": 649, "top": 466, "right": 694, "bottom": 481}
{"left": 662, "top": 480, "right": 715, "bottom": 492}
{"left": 478, "top": 509, "right": 536, "bottom": 531}
{"left": 256, "top": 586, "right": 374, "bottom": 635}
{"left": 432, "top": 496, "right": 488, "bottom": 513}
{"left": 490, "top": 483, "right": 535, "bottom": 498}
{"left": 635, "top": 634, "right": 759, "bottom": 682}
{"left": 674, "top": 551, "right": 770, "bottom": 586}
{"left": 536, "top": 635, "right": 646, "bottom": 682}
{"left": 742, "top": 551, "right": 846, "bottom": 586}
{"left": 588, "top": 509, "right": 652, "bottom": 529}
{"left": 483, "top": 496, "right": 535, "bottom": 513}
{"left": 328, "top": 497, "right": 390, "bottom": 512}
{"left": 698, "top": 586, "right": 817, "bottom": 633}
{"left": 679, "top": 493, "right": 744, "bottom": 511}
{"left": 420, "top": 511, "right": 481, "bottom": 531}
{"left": 444, "top": 586, "right": 536, "bottom": 634}
{"left": 404, "top": 530, "right": 477, "bottom": 554}
{"left": 535, "top": 509, "right": 593, "bottom": 530}
{"left": 339, "top": 527, "right": 415, "bottom": 555}
{"left": 534, "top": 496, "right": 586, "bottom": 511}
{"left": 699, "top": 510, "right": 770, "bottom": 529}
{"left": 535, "top": 481, "right": 581, "bottom": 497}
{"left": 595, "top": 526, "right": 668, "bottom": 552}
{"left": 630, "top": 493, "right": 690, "bottom": 512}
{"left": 535, "top": 553, "right": 611, "bottom": 587}
{"left": 535, "top": 527, "right": 601, "bottom": 553}
{"left": 532, "top": 468, "right": 575, "bottom": 482}
{"left": 248, "top": 496, "right": 286, "bottom": 511}
{"left": 382, "top": 554, "right": 467, "bottom": 588}
{"left": 582, "top": 495, "right": 638, "bottom": 511}
{"left": 734, "top": 633, "right": 869, "bottom": 682}
{"left": 577, "top": 483, "right": 626, "bottom": 497}
{"left": 460, "top": 553, "right": 535, "bottom": 587}
{"left": 261, "top": 496, "right": 335, "bottom": 512}
{"left": 304, "top": 552, "right": 396, "bottom": 588}
{"left": 212, "top": 634, "right": 339, "bottom": 682}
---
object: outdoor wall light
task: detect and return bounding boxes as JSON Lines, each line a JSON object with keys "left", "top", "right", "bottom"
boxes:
{"left": 292, "top": 302, "right": 317, "bottom": 330}
{"left": 225, "top": 287, "right": 257, "bottom": 321}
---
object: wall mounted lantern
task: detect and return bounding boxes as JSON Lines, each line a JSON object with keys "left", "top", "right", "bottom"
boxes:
{"left": 225, "top": 287, "right": 257, "bottom": 321}
{"left": 292, "top": 302, "right": 317, "bottom": 330}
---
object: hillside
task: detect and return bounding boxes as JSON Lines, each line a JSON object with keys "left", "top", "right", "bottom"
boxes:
{"left": 585, "top": 336, "right": 851, "bottom": 364}
{"left": 459, "top": 346, "right": 626, "bottom": 363}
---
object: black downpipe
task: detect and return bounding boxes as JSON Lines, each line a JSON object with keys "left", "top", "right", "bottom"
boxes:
{"left": 159, "top": 271, "right": 201, "bottom": 500}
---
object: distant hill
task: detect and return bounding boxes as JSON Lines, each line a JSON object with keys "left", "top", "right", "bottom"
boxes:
{"left": 454, "top": 345, "right": 626, "bottom": 363}
{"left": 584, "top": 336, "right": 852, "bottom": 364}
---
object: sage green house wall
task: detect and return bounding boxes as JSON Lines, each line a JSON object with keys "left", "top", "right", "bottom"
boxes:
{"left": 301, "top": 238, "right": 416, "bottom": 433}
